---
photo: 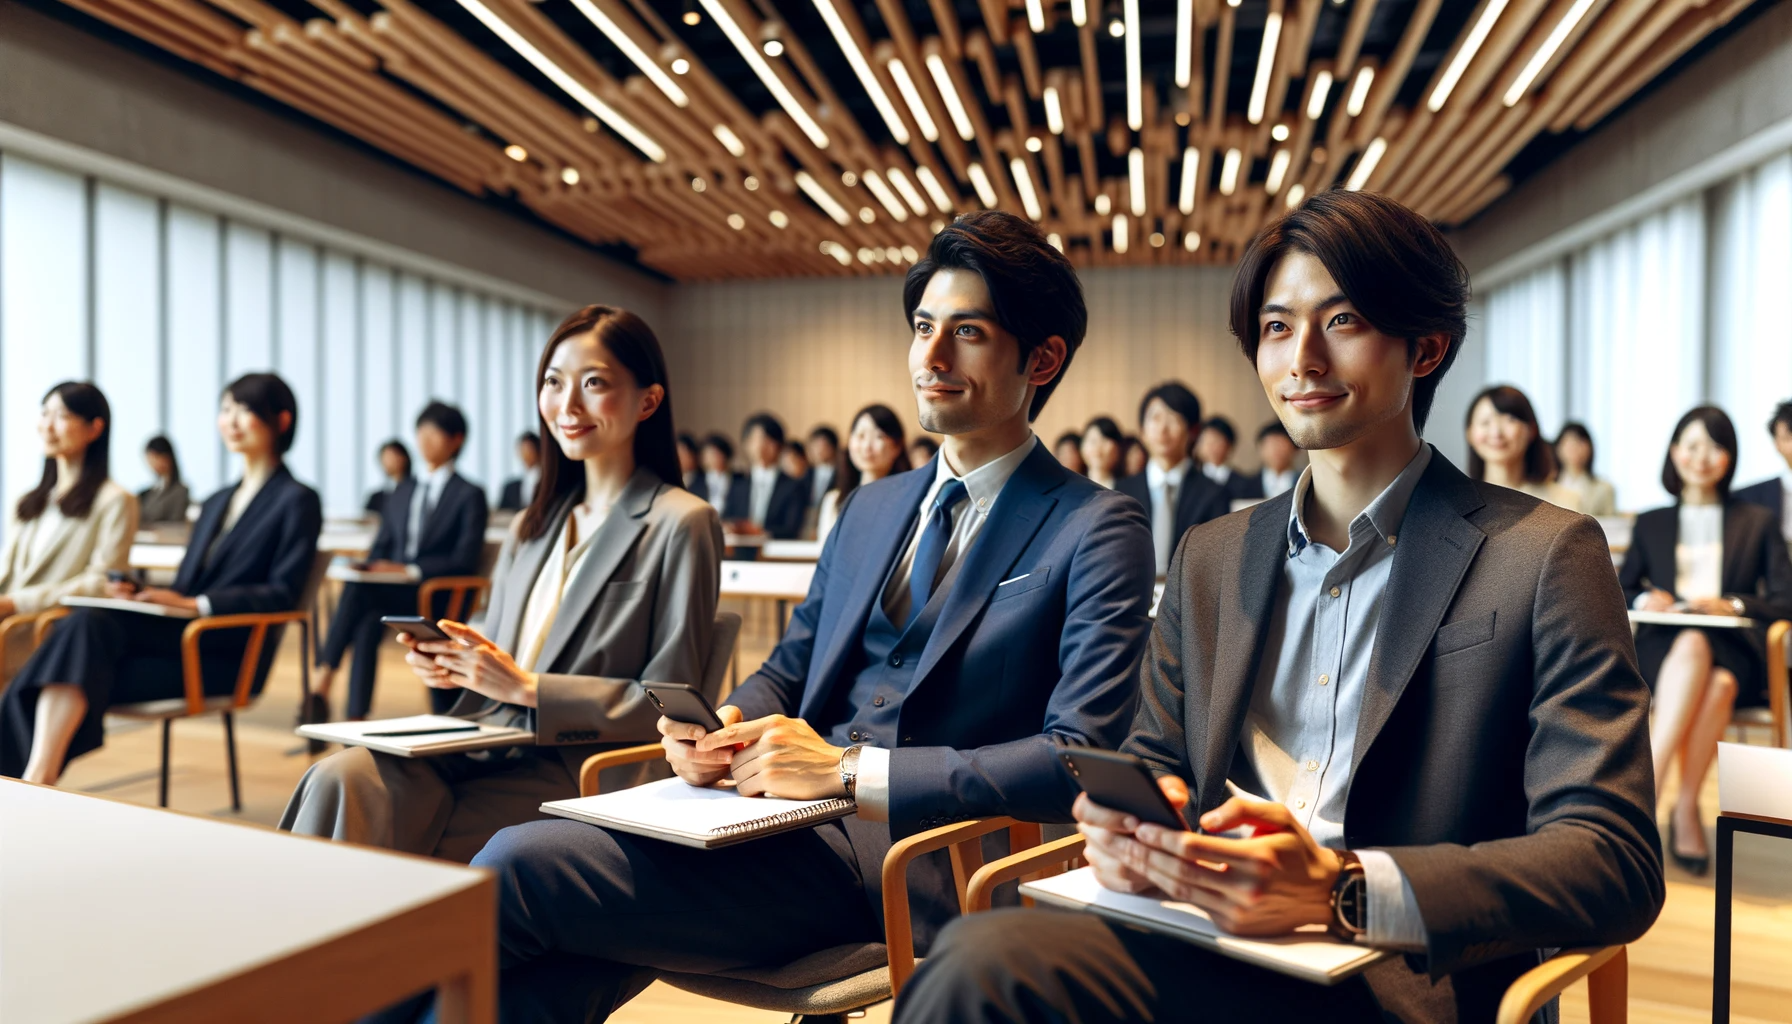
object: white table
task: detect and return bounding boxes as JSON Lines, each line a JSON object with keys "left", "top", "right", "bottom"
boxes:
{"left": 0, "top": 780, "right": 495, "bottom": 1023}
{"left": 127, "top": 544, "right": 186, "bottom": 571}
{"left": 761, "top": 539, "right": 824, "bottom": 561}
{"left": 1627, "top": 609, "right": 1756, "bottom": 630}
{"left": 720, "top": 560, "right": 816, "bottom": 639}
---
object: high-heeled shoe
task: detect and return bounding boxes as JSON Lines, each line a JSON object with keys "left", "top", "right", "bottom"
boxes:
{"left": 1669, "top": 819, "right": 1710, "bottom": 877}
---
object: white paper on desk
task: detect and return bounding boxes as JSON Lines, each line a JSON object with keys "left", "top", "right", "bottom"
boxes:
{"left": 60, "top": 596, "right": 199, "bottom": 619}
{"left": 541, "top": 776, "right": 855, "bottom": 849}
{"left": 1021, "top": 867, "right": 1388, "bottom": 985}
{"left": 1718, "top": 742, "right": 1792, "bottom": 820}
{"left": 296, "top": 714, "right": 534, "bottom": 757}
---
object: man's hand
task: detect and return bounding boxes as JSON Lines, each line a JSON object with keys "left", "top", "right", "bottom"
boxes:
{"left": 661, "top": 705, "right": 744, "bottom": 787}
{"left": 698, "top": 714, "right": 846, "bottom": 800}
{"left": 1639, "top": 589, "right": 1676, "bottom": 612}
{"left": 1075, "top": 775, "right": 1193, "bottom": 896}
{"left": 361, "top": 559, "right": 410, "bottom": 574}
{"left": 132, "top": 587, "right": 199, "bottom": 612}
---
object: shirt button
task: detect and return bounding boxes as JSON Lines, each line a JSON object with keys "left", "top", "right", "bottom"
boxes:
{"left": 1306, "top": 760, "right": 1319, "bottom": 772}
{"left": 1330, "top": 586, "right": 1341, "bottom": 598}
{"left": 850, "top": 730, "right": 862, "bottom": 741}
{"left": 1295, "top": 799, "right": 1307, "bottom": 810}
{"left": 889, "top": 654, "right": 902, "bottom": 667}
{"left": 1387, "top": 534, "right": 1398, "bottom": 546}
{"left": 1318, "top": 674, "right": 1330, "bottom": 686}
{"left": 873, "top": 696, "right": 885, "bottom": 706}
{"left": 977, "top": 497, "right": 988, "bottom": 509}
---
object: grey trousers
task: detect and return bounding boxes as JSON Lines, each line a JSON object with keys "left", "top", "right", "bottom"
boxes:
{"left": 278, "top": 746, "right": 580, "bottom": 863}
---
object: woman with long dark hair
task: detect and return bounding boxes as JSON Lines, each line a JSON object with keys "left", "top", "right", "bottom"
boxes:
{"left": 281, "top": 304, "right": 723, "bottom": 861}
{"left": 1080, "top": 416, "right": 1125, "bottom": 488}
{"left": 0, "top": 383, "right": 138, "bottom": 674}
{"left": 1620, "top": 406, "right": 1792, "bottom": 875}
{"left": 137, "top": 435, "right": 190, "bottom": 524}
{"left": 817, "top": 404, "right": 912, "bottom": 541}
{"left": 1552, "top": 421, "right": 1617, "bottom": 516}
{"left": 0, "top": 373, "right": 321, "bottom": 784}
{"left": 1464, "top": 384, "right": 1580, "bottom": 510}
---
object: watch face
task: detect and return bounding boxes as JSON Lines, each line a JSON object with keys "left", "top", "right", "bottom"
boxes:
{"left": 1338, "top": 875, "right": 1368, "bottom": 932}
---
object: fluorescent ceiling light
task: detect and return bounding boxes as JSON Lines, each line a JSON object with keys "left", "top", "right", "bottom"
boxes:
{"left": 561, "top": 166, "right": 580, "bottom": 184}
{"left": 821, "top": 241, "right": 852, "bottom": 265}
{"left": 1247, "top": 11, "right": 1282, "bottom": 125}
{"left": 567, "top": 0, "right": 687, "bottom": 107}
{"left": 862, "top": 170, "right": 910, "bottom": 221}
{"left": 967, "top": 162, "right": 998, "bottom": 207}
{"left": 1047, "top": 232, "right": 1063, "bottom": 252}
{"left": 505, "top": 144, "right": 528, "bottom": 161}
{"left": 888, "top": 168, "right": 929, "bottom": 215}
{"left": 1174, "top": 0, "right": 1194, "bottom": 88}
{"left": 1011, "top": 158, "right": 1042, "bottom": 220}
{"left": 1178, "top": 146, "right": 1199, "bottom": 214}
{"left": 727, "top": 213, "right": 746, "bottom": 230}
{"left": 1286, "top": 183, "right": 1305, "bottom": 207}
{"left": 1428, "top": 0, "right": 1508, "bottom": 112}
{"left": 1306, "top": 69, "right": 1333, "bottom": 120}
{"left": 1112, "top": 214, "right": 1129, "bottom": 254}
{"left": 1043, "top": 86, "right": 1064, "bottom": 134}
{"left": 812, "top": 0, "right": 909, "bottom": 144}
{"left": 915, "top": 165, "right": 954, "bottom": 211}
{"left": 926, "top": 54, "right": 977, "bottom": 141}
{"left": 795, "top": 170, "right": 851, "bottom": 223}
{"left": 1124, "top": 0, "right": 1142, "bottom": 130}
{"left": 1128, "top": 147, "right": 1145, "bottom": 217}
{"left": 1025, "top": 0, "right": 1044, "bottom": 33}
{"left": 1504, "top": 0, "right": 1597, "bottom": 106}
{"left": 1183, "top": 230, "right": 1200, "bottom": 251}
{"left": 887, "top": 59, "right": 939, "bottom": 142}
{"left": 769, "top": 209, "right": 789, "bottom": 227}
{"left": 1219, "top": 148, "right": 1241, "bottom": 195}
{"left": 1070, "top": 0, "right": 1087, "bottom": 27}
{"left": 1094, "top": 192, "right": 1111, "bottom": 216}
{"left": 1265, "top": 149, "right": 1290, "bottom": 193}
{"left": 1346, "top": 137, "right": 1386, "bottom": 190}
{"left": 1347, "top": 66, "right": 1373, "bottom": 117}
{"left": 901, "top": 244, "right": 918, "bottom": 262}
{"left": 454, "top": 0, "right": 665, "bottom": 162}
{"left": 698, "top": 0, "right": 829, "bottom": 149}
{"left": 712, "top": 124, "right": 747, "bottom": 157}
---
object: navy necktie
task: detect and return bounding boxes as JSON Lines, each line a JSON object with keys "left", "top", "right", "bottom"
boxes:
{"left": 908, "top": 478, "right": 968, "bottom": 626}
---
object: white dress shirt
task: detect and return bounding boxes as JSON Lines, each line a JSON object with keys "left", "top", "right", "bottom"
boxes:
{"left": 1145, "top": 459, "right": 1191, "bottom": 576}
{"left": 811, "top": 464, "right": 835, "bottom": 506}
{"left": 1243, "top": 445, "right": 1432, "bottom": 951}
{"left": 748, "top": 465, "right": 779, "bottom": 527}
{"left": 1260, "top": 467, "right": 1297, "bottom": 498}
{"left": 404, "top": 462, "right": 456, "bottom": 569}
{"left": 514, "top": 500, "right": 607, "bottom": 673}
{"left": 1780, "top": 472, "right": 1792, "bottom": 543}
{"left": 703, "top": 470, "right": 729, "bottom": 515}
{"left": 1674, "top": 503, "right": 1724, "bottom": 600}
{"left": 1202, "top": 463, "right": 1232, "bottom": 486}
{"left": 854, "top": 434, "right": 1040, "bottom": 819}
{"left": 521, "top": 466, "right": 540, "bottom": 506}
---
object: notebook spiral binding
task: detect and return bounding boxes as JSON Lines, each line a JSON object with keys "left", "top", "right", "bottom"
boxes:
{"left": 709, "top": 798, "right": 857, "bottom": 838}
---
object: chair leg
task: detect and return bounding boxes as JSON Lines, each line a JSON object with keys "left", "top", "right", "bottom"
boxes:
{"left": 158, "top": 719, "right": 171, "bottom": 808}
{"left": 223, "top": 710, "right": 241, "bottom": 813}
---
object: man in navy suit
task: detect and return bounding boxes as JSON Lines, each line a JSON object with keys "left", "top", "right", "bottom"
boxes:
{"left": 723, "top": 412, "right": 809, "bottom": 540}
{"left": 1733, "top": 399, "right": 1792, "bottom": 544}
{"left": 314, "top": 401, "right": 489, "bottom": 720}
{"left": 1116, "top": 381, "right": 1230, "bottom": 576}
{"left": 467, "top": 211, "right": 1156, "bottom": 1022}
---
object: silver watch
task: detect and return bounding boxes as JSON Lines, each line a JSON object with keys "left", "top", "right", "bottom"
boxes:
{"left": 839, "top": 744, "right": 863, "bottom": 799}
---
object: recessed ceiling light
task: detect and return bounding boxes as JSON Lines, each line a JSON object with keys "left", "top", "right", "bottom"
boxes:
{"left": 1025, "top": 136, "right": 1043, "bottom": 153}
{"left": 1183, "top": 230, "right": 1200, "bottom": 251}
{"left": 1271, "top": 123, "right": 1290, "bottom": 141}
{"left": 1094, "top": 193, "right": 1112, "bottom": 216}
{"left": 842, "top": 170, "right": 859, "bottom": 187}
{"left": 561, "top": 166, "right": 580, "bottom": 185}
{"left": 744, "top": 175, "right": 760, "bottom": 191}
{"left": 762, "top": 38, "right": 784, "bottom": 57}
{"left": 671, "top": 57, "right": 690, "bottom": 75}
{"left": 1149, "top": 231, "right": 1165, "bottom": 248}
{"left": 727, "top": 213, "right": 746, "bottom": 230}
{"left": 858, "top": 206, "right": 876, "bottom": 223}
{"left": 504, "top": 144, "right": 528, "bottom": 162}
{"left": 691, "top": 177, "right": 707, "bottom": 193}
{"left": 769, "top": 210, "right": 789, "bottom": 227}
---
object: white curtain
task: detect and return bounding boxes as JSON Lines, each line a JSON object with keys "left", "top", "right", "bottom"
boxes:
{"left": 1483, "top": 262, "right": 1568, "bottom": 438}
{"left": 1709, "top": 153, "right": 1792, "bottom": 489}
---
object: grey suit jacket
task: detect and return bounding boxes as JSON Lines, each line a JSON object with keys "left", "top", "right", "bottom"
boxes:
{"left": 1127, "top": 449, "right": 1663, "bottom": 1023}
{"left": 446, "top": 468, "right": 724, "bottom": 771}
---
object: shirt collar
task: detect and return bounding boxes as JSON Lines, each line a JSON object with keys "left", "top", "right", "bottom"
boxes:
{"left": 1780, "top": 470, "right": 1792, "bottom": 493}
{"left": 751, "top": 464, "right": 778, "bottom": 483}
{"left": 1203, "top": 463, "right": 1231, "bottom": 483}
{"left": 422, "top": 462, "right": 455, "bottom": 489}
{"left": 1147, "top": 458, "right": 1191, "bottom": 489}
{"left": 934, "top": 434, "right": 1038, "bottom": 513}
{"left": 1286, "top": 445, "right": 1432, "bottom": 558}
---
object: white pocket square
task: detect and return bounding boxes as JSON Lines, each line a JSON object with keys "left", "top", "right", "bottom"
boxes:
{"left": 998, "top": 573, "right": 1031, "bottom": 587}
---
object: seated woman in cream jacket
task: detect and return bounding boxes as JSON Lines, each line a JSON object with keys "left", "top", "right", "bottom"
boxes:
{"left": 0, "top": 382, "right": 138, "bottom": 671}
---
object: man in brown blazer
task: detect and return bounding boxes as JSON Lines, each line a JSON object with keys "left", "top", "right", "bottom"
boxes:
{"left": 897, "top": 192, "right": 1663, "bottom": 1023}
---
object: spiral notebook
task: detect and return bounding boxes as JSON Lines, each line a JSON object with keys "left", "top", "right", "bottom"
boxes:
{"left": 540, "top": 777, "right": 856, "bottom": 849}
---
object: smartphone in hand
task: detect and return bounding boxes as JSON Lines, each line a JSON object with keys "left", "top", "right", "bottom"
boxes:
{"left": 379, "top": 615, "right": 455, "bottom": 643}
{"left": 643, "top": 682, "right": 726, "bottom": 732}
{"left": 1057, "top": 746, "right": 1189, "bottom": 831}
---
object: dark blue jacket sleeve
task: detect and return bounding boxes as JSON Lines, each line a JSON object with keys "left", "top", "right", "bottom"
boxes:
{"left": 415, "top": 485, "right": 489, "bottom": 579}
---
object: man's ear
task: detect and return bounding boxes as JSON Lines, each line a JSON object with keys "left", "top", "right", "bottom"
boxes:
{"left": 1410, "top": 334, "right": 1450, "bottom": 379}
{"left": 1027, "top": 335, "right": 1069, "bottom": 387}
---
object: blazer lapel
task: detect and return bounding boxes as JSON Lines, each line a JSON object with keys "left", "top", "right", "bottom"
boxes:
{"left": 1198, "top": 495, "right": 1288, "bottom": 812}
{"left": 192, "top": 467, "right": 291, "bottom": 587}
{"left": 798, "top": 465, "right": 935, "bottom": 720}
{"left": 1721, "top": 503, "right": 1751, "bottom": 592}
{"left": 489, "top": 497, "right": 569, "bottom": 653}
{"left": 530, "top": 470, "right": 657, "bottom": 671}
{"left": 389, "top": 478, "right": 417, "bottom": 555}
{"left": 1350, "top": 456, "right": 1487, "bottom": 774}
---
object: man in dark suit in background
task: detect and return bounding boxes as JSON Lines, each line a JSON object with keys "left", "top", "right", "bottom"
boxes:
{"left": 470, "top": 210, "right": 1156, "bottom": 1021}
{"left": 1196, "top": 415, "right": 1258, "bottom": 502}
{"left": 314, "top": 401, "right": 490, "bottom": 720}
{"left": 1733, "top": 399, "right": 1792, "bottom": 544}
{"left": 497, "top": 433, "right": 540, "bottom": 512}
{"left": 723, "top": 412, "right": 807, "bottom": 540}
{"left": 1117, "top": 381, "right": 1229, "bottom": 577}
{"left": 1252, "top": 420, "right": 1300, "bottom": 498}
{"left": 899, "top": 190, "right": 1663, "bottom": 1024}
{"left": 688, "top": 433, "right": 738, "bottom": 517}
{"left": 806, "top": 425, "right": 841, "bottom": 506}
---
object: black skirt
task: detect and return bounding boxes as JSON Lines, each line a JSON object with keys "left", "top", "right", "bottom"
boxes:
{"left": 0, "top": 608, "right": 278, "bottom": 777}
{"left": 1634, "top": 621, "right": 1768, "bottom": 708}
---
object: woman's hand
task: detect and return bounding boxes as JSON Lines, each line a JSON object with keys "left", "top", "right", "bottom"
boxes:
{"left": 1687, "top": 596, "right": 1740, "bottom": 616}
{"left": 132, "top": 587, "right": 199, "bottom": 612}
{"left": 1638, "top": 589, "right": 1676, "bottom": 612}
{"left": 397, "top": 631, "right": 461, "bottom": 692}
{"left": 412, "top": 624, "right": 538, "bottom": 707}
{"left": 0, "top": 595, "right": 17, "bottom": 618}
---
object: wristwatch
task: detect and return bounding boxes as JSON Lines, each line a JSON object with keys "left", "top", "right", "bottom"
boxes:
{"left": 1730, "top": 596, "right": 1747, "bottom": 616}
{"left": 1328, "top": 850, "right": 1367, "bottom": 941}
{"left": 839, "top": 744, "right": 863, "bottom": 799}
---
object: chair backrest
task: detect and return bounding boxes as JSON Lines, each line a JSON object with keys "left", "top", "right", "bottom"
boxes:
{"left": 298, "top": 549, "right": 334, "bottom": 612}
{"left": 701, "top": 612, "right": 741, "bottom": 702}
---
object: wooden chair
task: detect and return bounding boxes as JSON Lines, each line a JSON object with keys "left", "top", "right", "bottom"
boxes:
{"left": 416, "top": 538, "right": 504, "bottom": 622}
{"left": 963, "top": 834, "right": 1628, "bottom": 1024}
{"left": 36, "top": 550, "right": 333, "bottom": 811}
{"left": 1732, "top": 619, "right": 1791, "bottom": 748}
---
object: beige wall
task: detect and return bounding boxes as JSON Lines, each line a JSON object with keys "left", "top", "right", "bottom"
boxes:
{"left": 661, "top": 266, "right": 1280, "bottom": 469}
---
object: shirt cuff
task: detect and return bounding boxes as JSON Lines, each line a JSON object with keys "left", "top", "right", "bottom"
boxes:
{"left": 1632, "top": 591, "right": 1652, "bottom": 610}
{"left": 853, "top": 745, "right": 891, "bottom": 821}
{"left": 405, "top": 564, "right": 423, "bottom": 582}
{"left": 1358, "top": 849, "right": 1428, "bottom": 952}
{"left": 195, "top": 595, "right": 213, "bottom": 618}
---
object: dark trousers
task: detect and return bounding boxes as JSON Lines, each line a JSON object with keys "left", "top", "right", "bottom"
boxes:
{"left": 432, "top": 818, "right": 881, "bottom": 1022}
{"left": 894, "top": 908, "right": 1389, "bottom": 1024}
{"left": 319, "top": 581, "right": 446, "bottom": 718}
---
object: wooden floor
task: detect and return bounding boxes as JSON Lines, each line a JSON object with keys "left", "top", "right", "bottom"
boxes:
{"left": 46, "top": 596, "right": 1792, "bottom": 1023}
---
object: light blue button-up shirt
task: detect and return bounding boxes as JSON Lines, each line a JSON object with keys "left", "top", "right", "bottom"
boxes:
{"left": 1240, "top": 444, "right": 1431, "bottom": 950}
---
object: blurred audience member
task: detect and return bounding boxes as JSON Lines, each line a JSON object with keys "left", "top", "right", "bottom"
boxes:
{"left": 1553, "top": 421, "right": 1617, "bottom": 516}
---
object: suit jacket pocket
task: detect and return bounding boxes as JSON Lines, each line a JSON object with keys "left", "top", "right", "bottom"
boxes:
{"left": 991, "top": 565, "right": 1051, "bottom": 602}
{"left": 1433, "top": 611, "right": 1496, "bottom": 657}
{"left": 597, "top": 580, "right": 647, "bottom": 604}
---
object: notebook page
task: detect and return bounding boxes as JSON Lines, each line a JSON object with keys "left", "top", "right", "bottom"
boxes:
{"left": 552, "top": 777, "right": 842, "bottom": 837}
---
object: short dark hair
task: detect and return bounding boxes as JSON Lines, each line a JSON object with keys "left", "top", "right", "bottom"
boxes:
{"left": 1769, "top": 400, "right": 1792, "bottom": 437}
{"left": 1553, "top": 421, "right": 1595, "bottom": 476}
{"left": 379, "top": 439, "right": 413, "bottom": 478}
{"left": 1138, "top": 382, "right": 1202, "bottom": 431}
{"left": 1229, "top": 190, "right": 1469, "bottom": 432}
{"left": 1466, "top": 385, "right": 1554, "bottom": 484}
{"left": 1201, "top": 417, "right": 1236, "bottom": 446}
{"left": 742, "top": 412, "right": 785, "bottom": 447}
{"left": 808, "top": 426, "right": 839, "bottom": 449}
{"left": 1053, "top": 430, "right": 1083, "bottom": 449}
{"left": 1084, "top": 416, "right": 1124, "bottom": 445}
{"left": 903, "top": 211, "right": 1087, "bottom": 420}
{"left": 1663, "top": 405, "right": 1739, "bottom": 501}
{"left": 516, "top": 432, "right": 541, "bottom": 452}
{"left": 784, "top": 440, "right": 807, "bottom": 460}
{"left": 911, "top": 437, "right": 939, "bottom": 460}
{"left": 702, "top": 433, "right": 735, "bottom": 461}
{"left": 224, "top": 372, "right": 299, "bottom": 455}
{"left": 417, "top": 401, "right": 468, "bottom": 442}
{"left": 1257, "top": 421, "right": 1291, "bottom": 444}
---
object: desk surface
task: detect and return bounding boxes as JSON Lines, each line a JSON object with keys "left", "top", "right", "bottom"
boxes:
{"left": 0, "top": 781, "right": 486, "bottom": 1024}
{"left": 720, "top": 560, "right": 815, "bottom": 600}
{"left": 1628, "top": 610, "right": 1756, "bottom": 629}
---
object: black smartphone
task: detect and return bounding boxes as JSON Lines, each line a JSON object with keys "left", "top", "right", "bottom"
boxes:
{"left": 642, "top": 682, "right": 726, "bottom": 732}
{"left": 379, "top": 615, "right": 453, "bottom": 643}
{"left": 106, "top": 569, "right": 141, "bottom": 593}
{"left": 1057, "top": 747, "right": 1189, "bottom": 831}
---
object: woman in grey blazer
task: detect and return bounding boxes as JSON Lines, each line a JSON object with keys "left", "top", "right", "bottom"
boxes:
{"left": 280, "top": 305, "right": 723, "bottom": 862}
